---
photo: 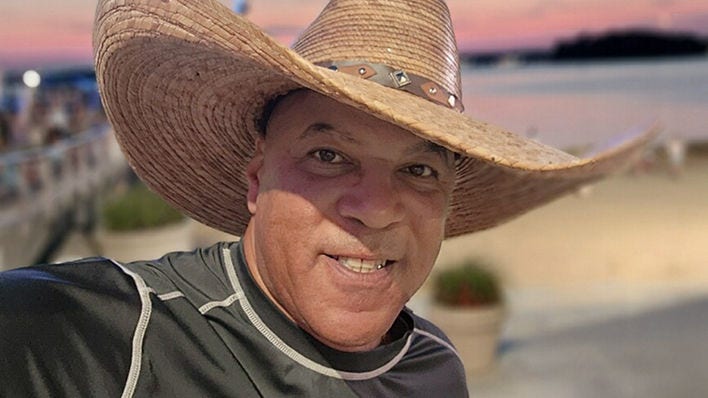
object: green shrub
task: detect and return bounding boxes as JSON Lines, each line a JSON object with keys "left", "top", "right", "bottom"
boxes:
{"left": 102, "top": 183, "right": 184, "bottom": 231}
{"left": 433, "top": 259, "right": 502, "bottom": 307}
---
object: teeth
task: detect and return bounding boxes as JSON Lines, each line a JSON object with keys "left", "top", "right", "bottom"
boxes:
{"left": 335, "top": 256, "right": 388, "bottom": 273}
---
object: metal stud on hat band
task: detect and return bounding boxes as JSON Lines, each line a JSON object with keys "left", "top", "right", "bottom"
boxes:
{"left": 317, "top": 60, "right": 464, "bottom": 112}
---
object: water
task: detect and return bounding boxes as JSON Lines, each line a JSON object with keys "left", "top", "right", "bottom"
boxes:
{"left": 460, "top": 56, "right": 708, "bottom": 149}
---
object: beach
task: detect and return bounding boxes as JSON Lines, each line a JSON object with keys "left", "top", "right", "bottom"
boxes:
{"left": 434, "top": 153, "right": 708, "bottom": 297}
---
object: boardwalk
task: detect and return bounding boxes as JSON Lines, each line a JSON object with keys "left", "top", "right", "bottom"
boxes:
{"left": 0, "top": 126, "right": 126, "bottom": 269}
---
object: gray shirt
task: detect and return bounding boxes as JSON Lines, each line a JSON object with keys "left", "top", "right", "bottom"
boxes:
{"left": 1, "top": 241, "right": 468, "bottom": 397}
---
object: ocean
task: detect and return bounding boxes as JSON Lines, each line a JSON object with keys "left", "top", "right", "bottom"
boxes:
{"left": 460, "top": 56, "right": 708, "bottom": 149}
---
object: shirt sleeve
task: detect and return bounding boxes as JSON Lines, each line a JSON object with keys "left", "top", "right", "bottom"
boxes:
{"left": 0, "top": 259, "right": 142, "bottom": 397}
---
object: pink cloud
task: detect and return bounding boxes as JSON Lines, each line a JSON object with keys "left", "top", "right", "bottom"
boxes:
{"left": 2, "top": 0, "right": 708, "bottom": 67}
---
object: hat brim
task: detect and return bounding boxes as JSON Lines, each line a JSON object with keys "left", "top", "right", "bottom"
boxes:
{"left": 94, "top": 0, "right": 657, "bottom": 238}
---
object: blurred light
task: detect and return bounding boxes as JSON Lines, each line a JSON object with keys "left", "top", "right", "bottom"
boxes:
{"left": 22, "top": 70, "right": 41, "bottom": 88}
{"left": 233, "top": 0, "right": 249, "bottom": 14}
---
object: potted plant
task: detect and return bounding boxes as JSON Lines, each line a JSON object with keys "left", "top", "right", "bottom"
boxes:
{"left": 428, "top": 258, "right": 506, "bottom": 375}
{"left": 97, "top": 181, "right": 192, "bottom": 262}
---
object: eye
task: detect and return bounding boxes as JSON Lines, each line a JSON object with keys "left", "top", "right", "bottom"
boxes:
{"left": 405, "top": 164, "right": 435, "bottom": 178}
{"left": 312, "top": 149, "right": 344, "bottom": 164}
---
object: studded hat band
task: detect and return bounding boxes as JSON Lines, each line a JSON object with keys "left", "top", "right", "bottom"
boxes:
{"left": 316, "top": 60, "right": 464, "bottom": 112}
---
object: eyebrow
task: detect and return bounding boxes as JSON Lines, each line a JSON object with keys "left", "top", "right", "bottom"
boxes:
{"left": 407, "top": 141, "right": 455, "bottom": 163}
{"left": 300, "top": 123, "right": 455, "bottom": 162}
{"left": 299, "top": 123, "right": 359, "bottom": 144}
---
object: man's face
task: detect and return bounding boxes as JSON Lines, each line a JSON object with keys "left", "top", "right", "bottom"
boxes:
{"left": 243, "top": 90, "right": 456, "bottom": 352}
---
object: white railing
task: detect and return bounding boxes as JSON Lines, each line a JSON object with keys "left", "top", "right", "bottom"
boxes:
{"left": 0, "top": 125, "right": 127, "bottom": 267}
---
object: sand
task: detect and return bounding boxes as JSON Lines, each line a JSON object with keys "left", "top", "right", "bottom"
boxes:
{"left": 429, "top": 153, "right": 708, "bottom": 307}
{"left": 443, "top": 166, "right": 706, "bottom": 279}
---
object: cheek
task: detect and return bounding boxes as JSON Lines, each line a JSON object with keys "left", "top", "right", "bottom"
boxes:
{"left": 265, "top": 158, "right": 329, "bottom": 197}
{"left": 408, "top": 189, "right": 450, "bottom": 228}
{"left": 254, "top": 158, "right": 343, "bottom": 262}
{"left": 265, "top": 165, "right": 344, "bottom": 218}
{"left": 256, "top": 189, "right": 321, "bottom": 233}
{"left": 252, "top": 192, "right": 319, "bottom": 290}
{"left": 406, "top": 193, "right": 448, "bottom": 265}
{"left": 253, "top": 186, "right": 334, "bottom": 272}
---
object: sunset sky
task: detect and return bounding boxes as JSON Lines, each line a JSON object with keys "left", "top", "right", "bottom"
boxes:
{"left": 1, "top": 0, "right": 707, "bottom": 69}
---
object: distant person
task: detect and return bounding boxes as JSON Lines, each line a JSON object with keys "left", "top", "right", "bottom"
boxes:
{"left": 68, "top": 99, "right": 89, "bottom": 134}
{"left": 0, "top": 0, "right": 656, "bottom": 396}
{"left": 44, "top": 126, "right": 67, "bottom": 145}
{"left": 0, "top": 110, "right": 10, "bottom": 151}
{"left": 0, "top": 163, "right": 19, "bottom": 204}
{"left": 664, "top": 136, "right": 687, "bottom": 178}
{"left": 525, "top": 125, "right": 539, "bottom": 140}
{"left": 46, "top": 93, "right": 71, "bottom": 138}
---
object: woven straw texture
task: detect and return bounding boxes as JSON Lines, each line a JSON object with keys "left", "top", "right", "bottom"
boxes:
{"left": 292, "top": 0, "right": 462, "bottom": 99}
{"left": 93, "top": 0, "right": 657, "bottom": 238}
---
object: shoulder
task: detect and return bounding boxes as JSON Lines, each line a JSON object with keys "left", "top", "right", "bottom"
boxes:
{"left": 122, "top": 241, "right": 237, "bottom": 303}
{"left": 402, "top": 309, "right": 469, "bottom": 396}
{"left": 0, "top": 258, "right": 141, "bottom": 396}
{"left": 0, "top": 257, "right": 140, "bottom": 311}
{"left": 407, "top": 308, "right": 458, "bottom": 355}
{"left": 0, "top": 257, "right": 141, "bottom": 319}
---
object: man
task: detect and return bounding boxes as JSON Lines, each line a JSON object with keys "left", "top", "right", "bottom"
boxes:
{"left": 0, "top": 0, "right": 654, "bottom": 396}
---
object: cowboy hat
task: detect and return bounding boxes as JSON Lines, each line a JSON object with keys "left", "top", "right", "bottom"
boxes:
{"left": 93, "top": 0, "right": 656, "bottom": 238}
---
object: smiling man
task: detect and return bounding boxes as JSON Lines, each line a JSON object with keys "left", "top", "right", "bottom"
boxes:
{"left": 244, "top": 90, "right": 457, "bottom": 353}
{"left": 0, "top": 0, "right": 654, "bottom": 396}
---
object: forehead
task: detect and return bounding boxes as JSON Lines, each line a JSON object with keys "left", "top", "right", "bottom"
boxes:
{"left": 265, "top": 90, "right": 454, "bottom": 159}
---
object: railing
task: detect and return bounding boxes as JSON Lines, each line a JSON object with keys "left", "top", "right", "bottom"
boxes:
{"left": 0, "top": 124, "right": 127, "bottom": 267}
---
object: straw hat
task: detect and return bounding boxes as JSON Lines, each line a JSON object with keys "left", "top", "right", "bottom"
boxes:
{"left": 93, "top": 0, "right": 656, "bottom": 238}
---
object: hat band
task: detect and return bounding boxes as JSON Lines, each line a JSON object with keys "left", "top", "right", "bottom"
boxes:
{"left": 316, "top": 60, "right": 464, "bottom": 112}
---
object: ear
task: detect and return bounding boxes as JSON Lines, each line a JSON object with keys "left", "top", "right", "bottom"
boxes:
{"left": 246, "top": 138, "right": 265, "bottom": 215}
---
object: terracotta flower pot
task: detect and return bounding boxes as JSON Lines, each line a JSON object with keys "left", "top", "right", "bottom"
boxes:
{"left": 428, "top": 303, "right": 506, "bottom": 375}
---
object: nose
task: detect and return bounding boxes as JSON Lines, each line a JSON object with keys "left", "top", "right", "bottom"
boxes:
{"left": 336, "top": 169, "right": 405, "bottom": 230}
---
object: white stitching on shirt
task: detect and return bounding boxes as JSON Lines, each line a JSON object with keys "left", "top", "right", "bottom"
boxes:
{"left": 199, "top": 292, "right": 244, "bottom": 314}
{"left": 221, "top": 247, "right": 412, "bottom": 380}
{"left": 152, "top": 284, "right": 243, "bottom": 314}
{"left": 157, "top": 291, "right": 185, "bottom": 301}
{"left": 110, "top": 259, "right": 153, "bottom": 398}
{"left": 413, "top": 328, "right": 463, "bottom": 363}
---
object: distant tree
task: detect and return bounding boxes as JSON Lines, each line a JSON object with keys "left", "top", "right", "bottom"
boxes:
{"left": 552, "top": 29, "right": 707, "bottom": 60}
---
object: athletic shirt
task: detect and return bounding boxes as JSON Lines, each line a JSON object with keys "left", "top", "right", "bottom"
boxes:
{"left": 0, "top": 241, "right": 468, "bottom": 397}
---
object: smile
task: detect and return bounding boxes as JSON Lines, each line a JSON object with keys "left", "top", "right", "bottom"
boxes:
{"left": 327, "top": 255, "right": 394, "bottom": 273}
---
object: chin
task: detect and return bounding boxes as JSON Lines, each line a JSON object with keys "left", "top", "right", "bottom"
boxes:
{"left": 309, "top": 308, "right": 399, "bottom": 352}
{"left": 321, "top": 331, "right": 386, "bottom": 352}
